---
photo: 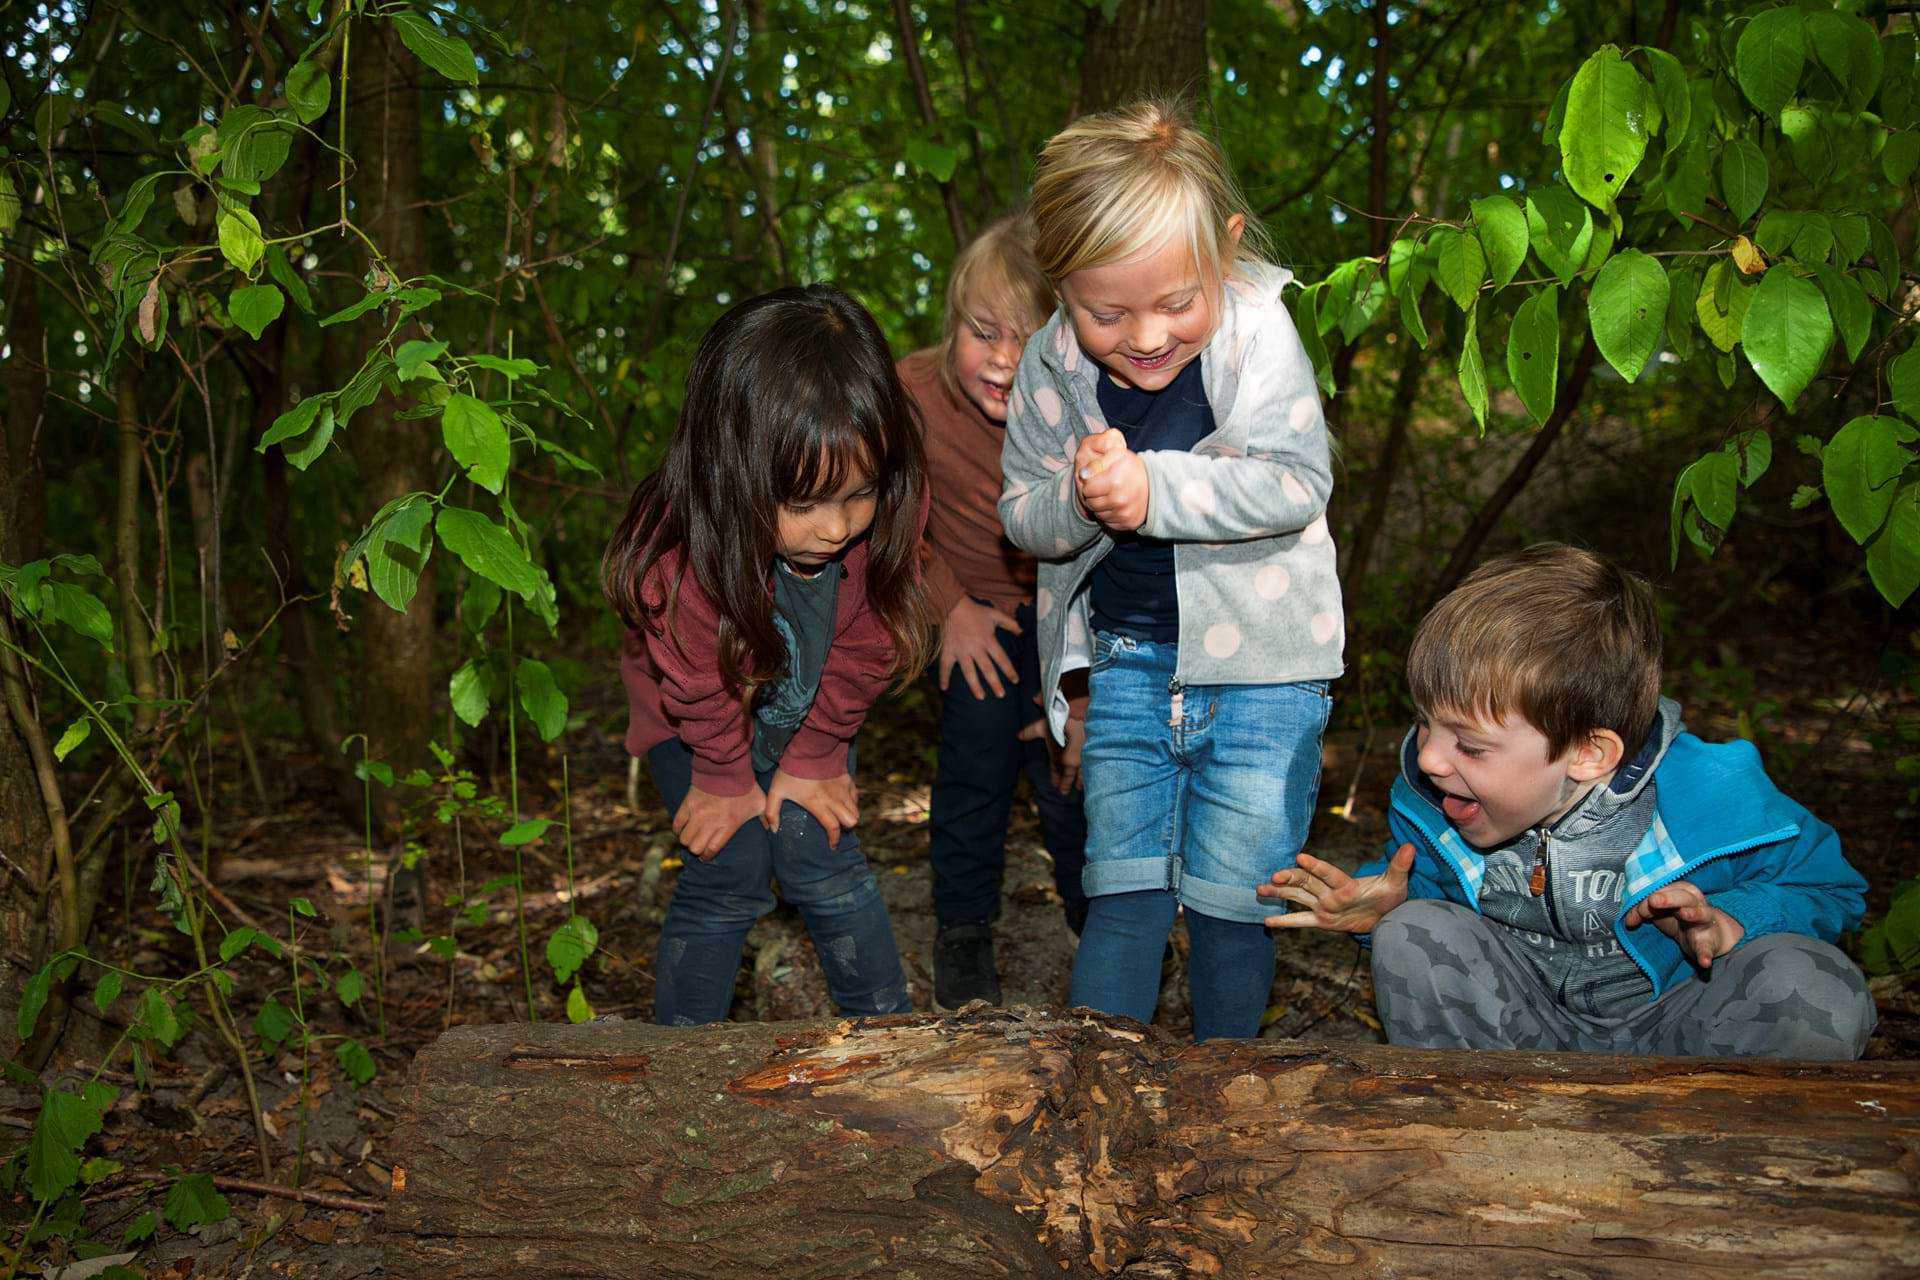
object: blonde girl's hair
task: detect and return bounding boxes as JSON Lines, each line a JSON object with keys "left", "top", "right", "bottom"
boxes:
{"left": 935, "top": 210, "right": 1055, "bottom": 402}
{"left": 1028, "top": 98, "right": 1272, "bottom": 286}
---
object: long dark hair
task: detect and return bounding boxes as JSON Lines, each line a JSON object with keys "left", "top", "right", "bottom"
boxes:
{"left": 603, "top": 285, "right": 932, "bottom": 695}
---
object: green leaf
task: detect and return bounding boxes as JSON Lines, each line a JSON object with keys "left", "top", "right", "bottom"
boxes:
{"left": 1809, "top": 10, "right": 1883, "bottom": 112}
{"left": 1561, "top": 45, "right": 1651, "bottom": 216}
{"left": 1694, "top": 260, "right": 1752, "bottom": 353}
{"left": 1867, "top": 481, "right": 1920, "bottom": 607}
{"left": 163, "top": 1173, "right": 230, "bottom": 1230}
{"left": 227, "top": 283, "right": 284, "bottom": 341}
{"left": 53, "top": 718, "right": 90, "bottom": 762}
{"left": 218, "top": 927, "right": 259, "bottom": 963}
{"left": 501, "top": 818, "right": 552, "bottom": 847}
{"left": 546, "top": 915, "right": 598, "bottom": 984}
{"left": 0, "top": 172, "right": 19, "bottom": 235}
{"left": 254, "top": 997, "right": 296, "bottom": 1047}
{"left": 1723, "top": 429, "right": 1772, "bottom": 487}
{"left": 27, "top": 1090, "right": 103, "bottom": 1204}
{"left": 1664, "top": 133, "right": 1711, "bottom": 223}
{"left": 1458, "top": 300, "right": 1489, "bottom": 433}
{"left": 396, "top": 339, "right": 448, "bottom": 380}
{"left": 906, "top": 133, "right": 959, "bottom": 182}
{"left": 436, "top": 507, "right": 542, "bottom": 600}
{"left": 441, "top": 395, "right": 510, "bottom": 494}
{"left": 1525, "top": 186, "right": 1593, "bottom": 284}
{"left": 566, "top": 983, "right": 593, "bottom": 1023}
{"left": 1741, "top": 266, "right": 1831, "bottom": 410}
{"left": 1736, "top": 6, "right": 1806, "bottom": 118}
{"left": 336, "top": 969, "right": 364, "bottom": 1007}
{"left": 366, "top": 497, "right": 435, "bottom": 612}
{"left": 1291, "top": 284, "right": 1333, "bottom": 396}
{"left": 469, "top": 353, "right": 539, "bottom": 381}
{"left": 18, "top": 961, "right": 53, "bottom": 1041}
{"left": 265, "top": 245, "right": 313, "bottom": 314}
{"left": 217, "top": 105, "right": 293, "bottom": 184}
{"left": 461, "top": 576, "right": 502, "bottom": 635}
{"left": 1719, "top": 139, "right": 1769, "bottom": 226}
{"left": 1689, "top": 450, "right": 1741, "bottom": 528}
{"left": 92, "top": 970, "right": 122, "bottom": 1014}
{"left": 1811, "top": 264, "right": 1870, "bottom": 363}
{"left": 1886, "top": 132, "right": 1920, "bottom": 187}
{"left": 257, "top": 397, "right": 335, "bottom": 472}
{"left": 319, "top": 290, "right": 387, "bottom": 328}
{"left": 1507, "top": 286, "right": 1561, "bottom": 426}
{"left": 1471, "top": 196, "right": 1529, "bottom": 289}
{"left": 1587, "top": 250, "right": 1668, "bottom": 383}
{"left": 450, "top": 659, "right": 490, "bottom": 726}
{"left": 1871, "top": 217, "right": 1902, "bottom": 300}
{"left": 516, "top": 659, "right": 567, "bottom": 742}
{"left": 135, "top": 987, "right": 182, "bottom": 1048}
{"left": 1824, "top": 415, "right": 1918, "bottom": 542}
{"left": 1643, "top": 47, "right": 1692, "bottom": 152}
{"left": 216, "top": 206, "right": 265, "bottom": 275}
{"left": 122, "top": 1211, "right": 157, "bottom": 1245}
{"left": 285, "top": 60, "right": 331, "bottom": 124}
{"left": 393, "top": 11, "right": 479, "bottom": 85}
{"left": 1894, "top": 348, "right": 1920, "bottom": 422}
{"left": 1434, "top": 228, "right": 1485, "bottom": 311}
{"left": 291, "top": 897, "right": 317, "bottom": 917}
{"left": 336, "top": 1037, "right": 377, "bottom": 1085}
{"left": 43, "top": 582, "right": 115, "bottom": 649}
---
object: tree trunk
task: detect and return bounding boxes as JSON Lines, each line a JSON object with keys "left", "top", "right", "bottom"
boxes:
{"left": 385, "top": 1010, "right": 1920, "bottom": 1278}
{"left": 348, "top": 15, "right": 437, "bottom": 798}
{"left": 1077, "top": 0, "right": 1209, "bottom": 116}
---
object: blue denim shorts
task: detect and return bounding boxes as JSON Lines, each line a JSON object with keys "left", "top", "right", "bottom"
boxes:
{"left": 1080, "top": 631, "right": 1331, "bottom": 923}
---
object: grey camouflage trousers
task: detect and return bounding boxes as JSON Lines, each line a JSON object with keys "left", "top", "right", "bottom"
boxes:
{"left": 1371, "top": 900, "right": 1875, "bottom": 1059}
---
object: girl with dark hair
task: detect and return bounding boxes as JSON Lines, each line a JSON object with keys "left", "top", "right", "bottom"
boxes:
{"left": 605, "top": 285, "right": 933, "bottom": 1026}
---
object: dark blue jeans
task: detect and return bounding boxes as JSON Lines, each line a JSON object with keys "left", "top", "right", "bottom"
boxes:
{"left": 648, "top": 738, "right": 910, "bottom": 1026}
{"left": 929, "top": 598, "right": 1089, "bottom": 932}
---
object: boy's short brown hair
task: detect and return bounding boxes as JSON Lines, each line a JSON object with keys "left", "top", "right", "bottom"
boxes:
{"left": 1408, "top": 544, "right": 1663, "bottom": 759}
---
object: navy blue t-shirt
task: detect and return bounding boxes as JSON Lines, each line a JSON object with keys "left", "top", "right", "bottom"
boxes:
{"left": 1088, "top": 356, "right": 1212, "bottom": 642}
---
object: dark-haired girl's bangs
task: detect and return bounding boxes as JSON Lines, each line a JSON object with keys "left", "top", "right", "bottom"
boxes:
{"left": 773, "top": 340, "right": 895, "bottom": 504}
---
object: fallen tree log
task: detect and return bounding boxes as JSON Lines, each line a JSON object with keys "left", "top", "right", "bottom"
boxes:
{"left": 384, "top": 1006, "right": 1920, "bottom": 1278}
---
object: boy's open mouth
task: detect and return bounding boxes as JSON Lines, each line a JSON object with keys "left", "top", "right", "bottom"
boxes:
{"left": 1439, "top": 793, "right": 1482, "bottom": 825}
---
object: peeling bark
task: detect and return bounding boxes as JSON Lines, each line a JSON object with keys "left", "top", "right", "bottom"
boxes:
{"left": 386, "top": 1009, "right": 1920, "bottom": 1278}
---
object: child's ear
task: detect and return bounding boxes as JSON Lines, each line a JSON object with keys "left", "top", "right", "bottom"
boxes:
{"left": 1226, "top": 213, "right": 1246, "bottom": 246}
{"left": 1566, "top": 728, "right": 1626, "bottom": 783}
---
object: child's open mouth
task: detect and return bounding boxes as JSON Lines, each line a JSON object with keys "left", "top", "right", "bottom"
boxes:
{"left": 978, "top": 380, "right": 1009, "bottom": 402}
{"left": 1123, "top": 346, "right": 1177, "bottom": 371}
{"left": 1440, "top": 793, "right": 1482, "bottom": 825}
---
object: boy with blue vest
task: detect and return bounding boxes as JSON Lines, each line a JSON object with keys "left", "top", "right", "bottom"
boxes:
{"left": 1259, "top": 544, "right": 1875, "bottom": 1058}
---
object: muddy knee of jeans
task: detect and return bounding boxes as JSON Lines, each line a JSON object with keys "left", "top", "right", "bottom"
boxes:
{"left": 782, "top": 866, "right": 882, "bottom": 917}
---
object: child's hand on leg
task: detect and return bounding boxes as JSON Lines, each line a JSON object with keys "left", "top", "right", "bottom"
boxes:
{"left": 1017, "top": 709, "right": 1085, "bottom": 794}
{"left": 764, "top": 769, "right": 860, "bottom": 848}
{"left": 1258, "top": 845, "right": 1415, "bottom": 931}
{"left": 674, "top": 783, "right": 768, "bottom": 860}
{"left": 1622, "top": 880, "right": 1745, "bottom": 969}
{"left": 939, "top": 597, "right": 1022, "bottom": 699}
{"left": 1075, "top": 429, "right": 1150, "bottom": 532}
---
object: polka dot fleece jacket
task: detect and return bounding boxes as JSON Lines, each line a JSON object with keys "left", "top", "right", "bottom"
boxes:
{"left": 998, "top": 261, "right": 1345, "bottom": 742}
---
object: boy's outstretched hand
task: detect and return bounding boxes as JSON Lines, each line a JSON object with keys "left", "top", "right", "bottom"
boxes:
{"left": 1621, "top": 880, "right": 1745, "bottom": 969}
{"left": 1075, "top": 429, "right": 1150, "bottom": 532}
{"left": 1258, "top": 844, "right": 1416, "bottom": 932}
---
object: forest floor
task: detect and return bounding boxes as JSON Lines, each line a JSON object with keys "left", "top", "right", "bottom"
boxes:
{"left": 4, "top": 581, "right": 1916, "bottom": 1277}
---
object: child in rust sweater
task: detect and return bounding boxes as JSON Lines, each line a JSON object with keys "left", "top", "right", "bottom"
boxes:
{"left": 901, "top": 212, "right": 1090, "bottom": 1010}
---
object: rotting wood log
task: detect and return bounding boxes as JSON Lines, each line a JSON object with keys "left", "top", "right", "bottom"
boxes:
{"left": 384, "top": 1006, "right": 1920, "bottom": 1279}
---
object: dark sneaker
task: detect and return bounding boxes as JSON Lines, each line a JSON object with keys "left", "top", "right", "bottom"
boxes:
{"left": 933, "top": 922, "right": 1003, "bottom": 1011}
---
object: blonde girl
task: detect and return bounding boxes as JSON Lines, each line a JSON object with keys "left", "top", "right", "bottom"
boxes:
{"left": 999, "top": 99, "right": 1343, "bottom": 1040}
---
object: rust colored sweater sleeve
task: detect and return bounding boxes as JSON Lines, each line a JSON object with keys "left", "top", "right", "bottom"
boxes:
{"left": 623, "top": 567, "right": 758, "bottom": 798}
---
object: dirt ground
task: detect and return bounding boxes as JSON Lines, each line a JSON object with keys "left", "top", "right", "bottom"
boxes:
{"left": 4, "top": 574, "right": 1916, "bottom": 1276}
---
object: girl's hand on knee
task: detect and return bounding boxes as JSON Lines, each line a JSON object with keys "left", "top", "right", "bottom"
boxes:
{"left": 764, "top": 769, "right": 860, "bottom": 848}
{"left": 1622, "top": 880, "right": 1744, "bottom": 969}
{"left": 939, "top": 597, "right": 1021, "bottom": 699}
{"left": 673, "top": 783, "right": 768, "bottom": 860}
{"left": 1258, "top": 845, "right": 1414, "bottom": 932}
